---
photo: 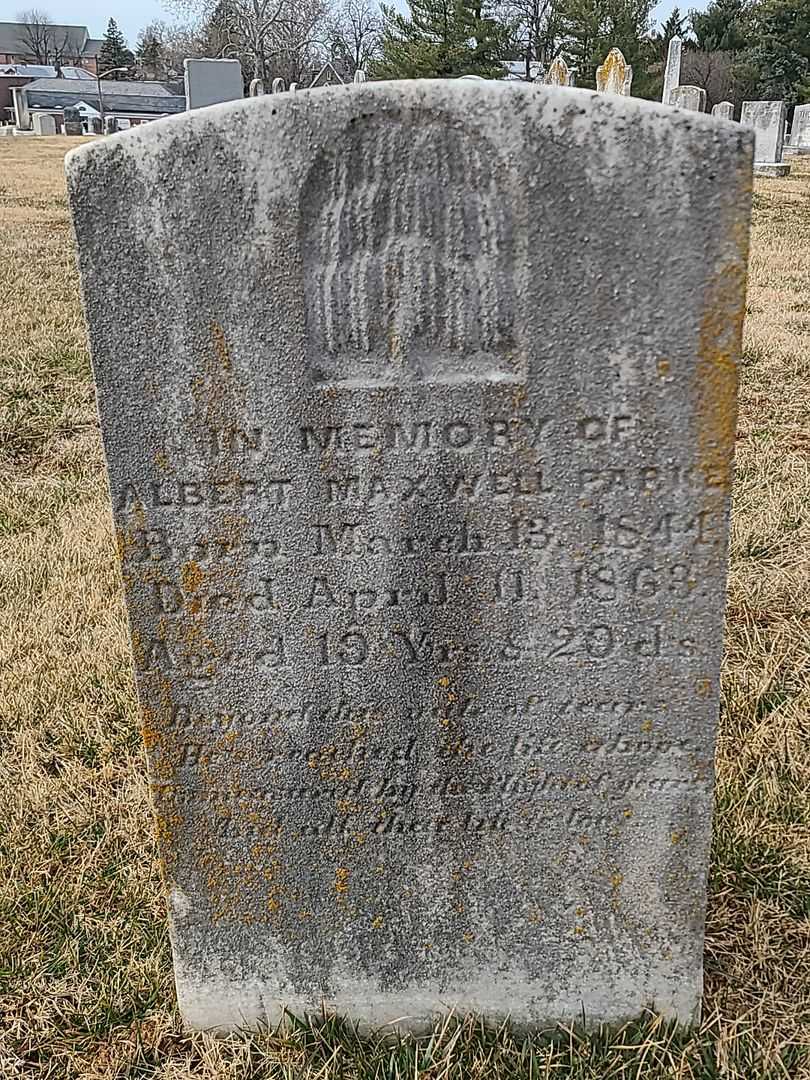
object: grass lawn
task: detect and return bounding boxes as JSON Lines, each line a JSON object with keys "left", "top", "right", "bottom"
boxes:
{"left": 0, "top": 135, "right": 808, "bottom": 1079}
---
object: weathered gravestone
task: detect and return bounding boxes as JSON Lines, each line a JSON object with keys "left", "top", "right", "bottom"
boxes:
{"left": 32, "top": 112, "right": 57, "bottom": 136}
{"left": 740, "top": 100, "right": 786, "bottom": 162}
{"left": 786, "top": 102, "right": 810, "bottom": 154}
{"left": 661, "top": 37, "right": 682, "bottom": 104}
{"left": 711, "top": 102, "right": 734, "bottom": 121}
{"left": 11, "top": 86, "right": 30, "bottom": 130}
{"left": 670, "top": 86, "right": 706, "bottom": 113}
{"left": 67, "top": 81, "right": 753, "bottom": 1033}
{"left": 596, "top": 48, "right": 632, "bottom": 95}
{"left": 185, "top": 57, "right": 244, "bottom": 110}
{"left": 63, "top": 106, "right": 84, "bottom": 136}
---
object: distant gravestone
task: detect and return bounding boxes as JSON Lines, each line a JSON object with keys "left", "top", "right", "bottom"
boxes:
{"left": 11, "top": 86, "right": 30, "bottom": 130}
{"left": 662, "top": 37, "right": 682, "bottom": 104}
{"left": 104, "top": 116, "right": 119, "bottom": 134}
{"left": 63, "top": 110, "right": 84, "bottom": 135}
{"left": 711, "top": 101, "right": 734, "bottom": 121}
{"left": 249, "top": 78, "right": 265, "bottom": 97}
{"left": 544, "top": 56, "right": 572, "bottom": 87}
{"left": 66, "top": 82, "right": 753, "bottom": 1034}
{"left": 32, "top": 112, "right": 57, "bottom": 136}
{"left": 670, "top": 86, "right": 706, "bottom": 112}
{"left": 596, "top": 48, "right": 632, "bottom": 95}
{"left": 91, "top": 116, "right": 103, "bottom": 134}
{"left": 792, "top": 103, "right": 810, "bottom": 145}
{"left": 740, "top": 100, "right": 786, "bottom": 162}
{"left": 184, "top": 58, "right": 243, "bottom": 110}
{"left": 787, "top": 103, "right": 810, "bottom": 153}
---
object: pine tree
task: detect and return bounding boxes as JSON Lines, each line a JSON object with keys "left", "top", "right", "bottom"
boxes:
{"left": 135, "top": 25, "right": 165, "bottom": 80}
{"left": 98, "top": 18, "right": 135, "bottom": 79}
{"left": 373, "top": 0, "right": 509, "bottom": 79}
{"left": 691, "top": 0, "right": 750, "bottom": 52}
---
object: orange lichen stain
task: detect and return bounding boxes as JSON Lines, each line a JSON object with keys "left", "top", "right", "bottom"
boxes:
{"left": 671, "top": 831, "right": 684, "bottom": 844}
{"left": 695, "top": 678, "right": 712, "bottom": 698}
{"left": 463, "top": 931, "right": 475, "bottom": 943}
{"left": 267, "top": 896, "right": 281, "bottom": 914}
{"left": 623, "top": 808, "right": 634, "bottom": 819}
{"left": 437, "top": 676, "right": 450, "bottom": 689}
{"left": 335, "top": 867, "right": 349, "bottom": 895}
{"left": 657, "top": 358, "right": 671, "bottom": 378}
{"left": 694, "top": 231, "right": 748, "bottom": 493}
{"left": 211, "top": 321, "right": 232, "bottom": 371}
{"left": 181, "top": 560, "right": 204, "bottom": 595}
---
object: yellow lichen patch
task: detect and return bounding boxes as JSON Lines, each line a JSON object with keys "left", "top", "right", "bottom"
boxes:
{"left": 371, "top": 915, "right": 384, "bottom": 930}
{"left": 695, "top": 678, "right": 711, "bottom": 698}
{"left": 334, "top": 866, "right": 349, "bottom": 895}
{"left": 640, "top": 718, "right": 653, "bottom": 733}
{"left": 181, "top": 560, "right": 204, "bottom": 595}
{"left": 694, "top": 222, "right": 749, "bottom": 493}
{"left": 657, "top": 358, "right": 670, "bottom": 377}
{"left": 210, "top": 321, "right": 231, "bottom": 371}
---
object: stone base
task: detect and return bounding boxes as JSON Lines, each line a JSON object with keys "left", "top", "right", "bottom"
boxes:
{"left": 13, "top": 128, "right": 35, "bottom": 136}
{"left": 783, "top": 146, "right": 810, "bottom": 157}
{"left": 753, "top": 162, "right": 791, "bottom": 177}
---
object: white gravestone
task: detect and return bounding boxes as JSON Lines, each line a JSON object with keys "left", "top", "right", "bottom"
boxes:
{"left": 66, "top": 81, "right": 754, "bottom": 1035}
{"left": 711, "top": 102, "right": 734, "bottom": 121}
{"left": 32, "top": 112, "right": 57, "bottom": 135}
{"left": 662, "top": 37, "right": 682, "bottom": 104}
{"left": 741, "top": 100, "right": 786, "bottom": 162}
{"left": 670, "top": 86, "right": 706, "bottom": 112}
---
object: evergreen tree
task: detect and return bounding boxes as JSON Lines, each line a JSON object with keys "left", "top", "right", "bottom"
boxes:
{"left": 135, "top": 25, "right": 166, "bottom": 79}
{"left": 690, "top": 0, "right": 750, "bottom": 51}
{"left": 743, "top": 0, "right": 810, "bottom": 103}
{"left": 98, "top": 18, "right": 135, "bottom": 78}
{"left": 373, "top": 0, "right": 509, "bottom": 79}
{"left": 557, "top": 0, "right": 656, "bottom": 93}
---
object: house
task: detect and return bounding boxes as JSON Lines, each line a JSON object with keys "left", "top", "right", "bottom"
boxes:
{"left": 8, "top": 77, "right": 186, "bottom": 129}
{"left": 0, "top": 22, "right": 102, "bottom": 73}
{"left": 0, "top": 62, "right": 92, "bottom": 118}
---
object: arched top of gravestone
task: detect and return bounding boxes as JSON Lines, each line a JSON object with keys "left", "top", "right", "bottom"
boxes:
{"left": 67, "top": 80, "right": 753, "bottom": 400}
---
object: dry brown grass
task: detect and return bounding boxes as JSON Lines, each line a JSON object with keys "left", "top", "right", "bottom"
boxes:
{"left": 0, "top": 137, "right": 808, "bottom": 1079}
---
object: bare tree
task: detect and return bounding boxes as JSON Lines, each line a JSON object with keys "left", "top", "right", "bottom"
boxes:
{"left": 681, "top": 48, "right": 738, "bottom": 113}
{"left": 15, "top": 9, "right": 53, "bottom": 63}
{"left": 327, "top": 0, "right": 381, "bottom": 76}
{"left": 500, "top": 0, "right": 563, "bottom": 75}
{"left": 14, "top": 10, "right": 76, "bottom": 70}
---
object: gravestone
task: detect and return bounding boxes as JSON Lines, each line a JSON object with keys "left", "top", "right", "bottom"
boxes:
{"left": 740, "top": 100, "right": 785, "bottom": 162}
{"left": 670, "top": 86, "right": 706, "bottom": 112}
{"left": 63, "top": 106, "right": 84, "bottom": 136}
{"left": 786, "top": 102, "right": 810, "bottom": 153}
{"left": 662, "top": 37, "right": 682, "bottom": 104}
{"left": 711, "top": 102, "right": 734, "bottom": 121}
{"left": 596, "top": 48, "right": 632, "bottom": 95}
{"left": 91, "top": 116, "right": 103, "bottom": 134}
{"left": 11, "top": 86, "right": 30, "bottom": 130}
{"left": 104, "top": 116, "right": 119, "bottom": 134}
{"left": 184, "top": 58, "right": 243, "bottom": 110}
{"left": 32, "top": 112, "right": 57, "bottom": 135}
{"left": 544, "top": 56, "right": 572, "bottom": 87}
{"left": 67, "top": 81, "right": 753, "bottom": 1033}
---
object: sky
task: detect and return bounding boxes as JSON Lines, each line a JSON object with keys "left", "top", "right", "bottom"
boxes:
{"left": 0, "top": 0, "right": 706, "bottom": 51}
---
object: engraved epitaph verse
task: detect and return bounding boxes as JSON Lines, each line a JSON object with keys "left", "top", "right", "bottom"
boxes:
{"left": 67, "top": 82, "right": 753, "bottom": 1031}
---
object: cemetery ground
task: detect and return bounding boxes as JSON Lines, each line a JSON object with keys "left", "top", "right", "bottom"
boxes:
{"left": 0, "top": 135, "right": 807, "bottom": 1080}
